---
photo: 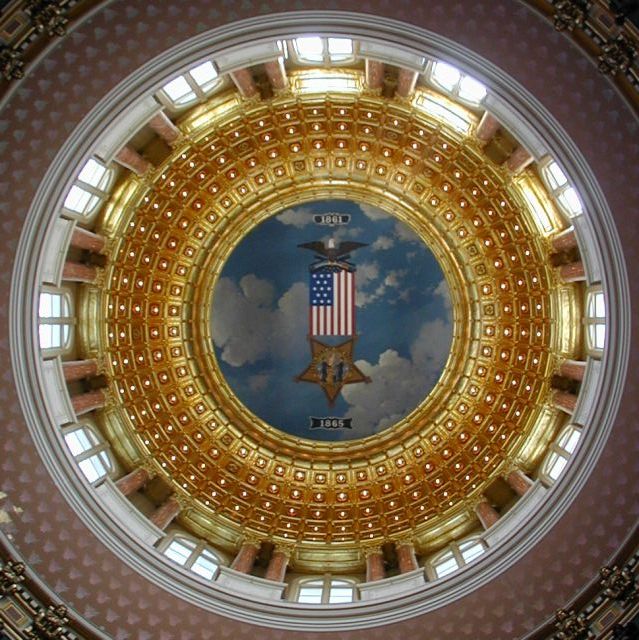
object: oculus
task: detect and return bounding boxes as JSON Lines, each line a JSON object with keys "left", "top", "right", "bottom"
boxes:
{"left": 211, "top": 199, "right": 453, "bottom": 441}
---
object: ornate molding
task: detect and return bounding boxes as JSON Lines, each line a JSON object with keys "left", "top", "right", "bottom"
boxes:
{"left": 0, "top": 46, "right": 25, "bottom": 81}
{"left": 600, "top": 564, "right": 638, "bottom": 604}
{"left": 553, "top": 608, "right": 593, "bottom": 639}
{"left": 552, "top": 0, "right": 591, "bottom": 31}
{"left": 545, "top": 552, "right": 639, "bottom": 639}
{"left": 0, "top": 542, "right": 95, "bottom": 639}
{"left": 598, "top": 33, "right": 637, "bottom": 75}
{"left": 0, "top": 559, "right": 26, "bottom": 595}
{"left": 25, "top": 604, "right": 70, "bottom": 639}
{"left": 25, "top": 0, "right": 68, "bottom": 37}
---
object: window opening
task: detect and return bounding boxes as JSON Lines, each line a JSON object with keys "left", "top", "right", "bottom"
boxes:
{"left": 541, "top": 159, "right": 584, "bottom": 218}
{"left": 541, "top": 424, "right": 582, "bottom": 483}
{"left": 62, "top": 158, "right": 113, "bottom": 218}
{"left": 162, "top": 535, "right": 221, "bottom": 579}
{"left": 296, "top": 575, "right": 357, "bottom": 604}
{"left": 38, "top": 290, "right": 73, "bottom": 351}
{"left": 63, "top": 425, "right": 111, "bottom": 483}
{"left": 159, "top": 60, "right": 222, "bottom": 107}
{"left": 429, "top": 61, "right": 487, "bottom": 106}
{"left": 292, "top": 36, "right": 356, "bottom": 65}
{"left": 585, "top": 288, "right": 606, "bottom": 353}
{"left": 429, "top": 536, "right": 486, "bottom": 580}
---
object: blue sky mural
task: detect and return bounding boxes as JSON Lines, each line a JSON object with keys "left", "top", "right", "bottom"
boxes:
{"left": 211, "top": 200, "right": 453, "bottom": 441}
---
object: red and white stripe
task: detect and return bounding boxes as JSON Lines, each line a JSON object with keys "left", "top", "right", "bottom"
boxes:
{"left": 311, "top": 270, "right": 355, "bottom": 336}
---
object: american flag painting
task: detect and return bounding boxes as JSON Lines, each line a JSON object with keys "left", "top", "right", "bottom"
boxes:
{"left": 310, "top": 265, "right": 355, "bottom": 336}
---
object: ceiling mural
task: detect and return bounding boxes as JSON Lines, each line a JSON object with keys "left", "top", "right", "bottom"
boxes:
{"left": 211, "top": 199, "right": 452, "bottom": 441}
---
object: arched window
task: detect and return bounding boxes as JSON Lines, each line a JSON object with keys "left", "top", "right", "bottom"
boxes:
{"left": 427, "top": 60, "right": 487, "bottom": 106}
{"left": 291, "top": 36, "right": 356, "bottom": 65}
{"left": 159, "top": 60, "right": 222, "bottom": 107}
{"left": 295, "top": 575, "right": 357, "bottom": 604}
{"left": 585, "top": 286, "right": 606, "bottom": 355}
{"left": 63, "top": 424, "right": 112, "bottom": 483}
{"left": 62, "top": 158, "right": 113, "bottom": 218}
{"left": 161, "top": 535, "right": 221, "bottom": 579}
{"left": 428, "top": 536, "right": 486, "bottom": 580}
{"left": 38, "top": 289, "right": 73, "bottom": 353}
{"left": 540, "top": 158, "right": 584, "bottom": 218}
{"left": 541, "top": 424, "right": 582, "bottom": 484}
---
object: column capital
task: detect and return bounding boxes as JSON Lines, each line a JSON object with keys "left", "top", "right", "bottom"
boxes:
{"left": 362, "top": 545, "right": 384, "bottom": 559}
{"left": 466, "top": 494, "right": 489, "bottom": 513}
{"left": 272, "top": 542, "right": 295, "bottom": 558}
{"left": 171, "top": 492, "right": 193, "bottom": 512}
{"left": 392, "top": 535, "right": 416, "bottom": 549}
{"left": 238, "top": 535, "right": 264, "bottom": 550}
{"left": 137, "top": 457, "right": 159, "bottom": 478}
{"left": 501, "top": 456, "right": 527, "bottom": 476}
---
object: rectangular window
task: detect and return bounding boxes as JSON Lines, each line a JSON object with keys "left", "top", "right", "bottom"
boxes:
{"left": 189, "top": 61, "right": 218, "bottom": 90}
{"left": 459, "top": 541, "right": 484, "bottom": 564}
{"left": 63, "top": 186, "right": 100, "bottom": 214}
{"left": 165, "top": 539, "right": 196, "bottom": 565}
{"left": 557, "top": 187, "right": 583, "bottom": 216}
{"left": 458, "top": 75, "right": 487, "bottom": 103}
{"left": 77, "top": 159, "right": 108, "bottom": 189}
{"left": 546, "top": 162, "right": 568, "bottom": 189}
{"left": 546, "top": 452, "right": 568, "bottom": 480}
{"left": 297, "top": 75, "right": 359, "bottom": 93}
{"left": 64, "top": 429, "right": 95, "bottom": 456}
{"left": 162, "top": 75, "right": 196, "bottom": 104}
{"left": 298, "top": 587, "right": 323, "bottom": 604}
{"left": 557, "top": 426, "right": 581, "bottom": 455}
{"left": 78, "top": 454, "right": 108, "bottom": 483}
{"left": 431, "top": 61, "right": 460, "bottom": 92}
{"left": 294, "top": 37, "right": 324, "bottom": 62}
{"left": 434, "top": 553, "right": 458, "bottom": 578}
{"left": 327, "top": 38, "right": 353, "bottom": 61}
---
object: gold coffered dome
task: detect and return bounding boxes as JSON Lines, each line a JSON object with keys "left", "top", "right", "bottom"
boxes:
{"left": 83, "top": 70, "right": 578, "bottom": 571}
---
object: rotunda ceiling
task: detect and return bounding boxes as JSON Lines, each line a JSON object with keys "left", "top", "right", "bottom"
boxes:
{"left": 2, "top": 3, "right": 636, "bottom": 638}
{"left": 92, "top": 83, "right": 577, "bottom": 570}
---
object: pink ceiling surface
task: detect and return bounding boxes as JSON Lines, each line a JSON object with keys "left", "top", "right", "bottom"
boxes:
{"left": 0, "top": 1, "right": 638, "bottom": 639}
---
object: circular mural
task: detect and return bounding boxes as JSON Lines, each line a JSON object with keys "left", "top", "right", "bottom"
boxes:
{"left": 211, "top": 199, "right": 453, "bottom": 441}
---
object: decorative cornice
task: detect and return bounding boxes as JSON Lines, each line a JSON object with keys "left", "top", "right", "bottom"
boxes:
{"left": 544, "top": 547, "right": 639, "bottom": 639}
{"left": 0, "top": 531, "right": 109, "bottom": 639}
{"left": 0, "top": 0, "right": 637, "bottom": 114}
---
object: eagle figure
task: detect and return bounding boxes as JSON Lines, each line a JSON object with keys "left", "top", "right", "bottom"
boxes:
{"left": 298, "top": 238, "right": 368, "bottom": 262}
